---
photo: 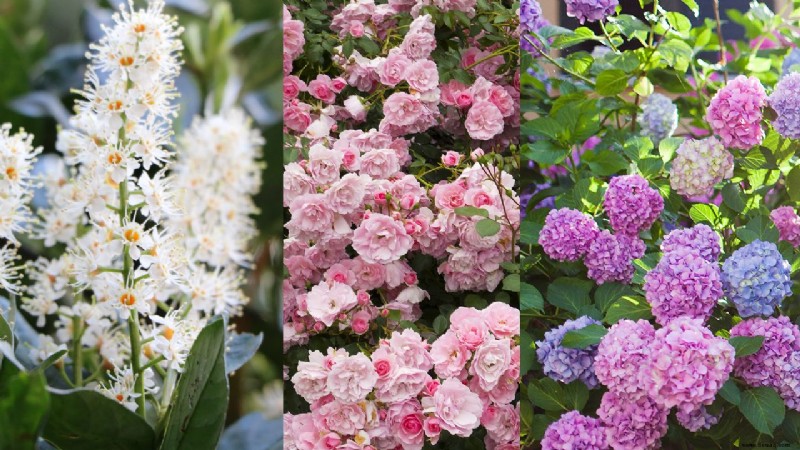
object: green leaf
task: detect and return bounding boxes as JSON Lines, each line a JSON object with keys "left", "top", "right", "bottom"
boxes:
{"left": 501, "top": 274, "right": 520, "bottom": 292}
{"left": 547, "top": 278, "right": 592, "bottom": 314}
{"left": 522, "top": 141, "right": 569, "bottom": 165}
{"left": 583, "top": 150, "right": 628, "bottom": 176}
{"left": 739, "top": 386, "right": 785, "bottom": 436}
{"left": 720, "top": 379, "right": 741, "bottom": 406}
{"left": 729, "top": 336, "right": 765, "bottom": 357}
{"left": 633, "top": 77, "right": 654, "bottom": 97}
{"left": 561, "top": 324, "right": 607, "bottom": 349}
{"left": 475, "top": 218, "right": 501, "bottom": 237}
{"left": 225, "top": 332, "right": 262, "bottom": 374}
{"left": 658, "top": 137, "right": 683, "bottom": 163}
{"left": 594, "top": 283, "right": 635, "bottom": 313}
{"left": 0, "top": 370, "right": 49, "bottom": 450}
{"left": 160, "top": 318, "right": 228, "bottom": 450}
{"left": 521, "top": 283, "right": 544, "bottom": 312}
{"left": 604, "top": 295, "right": 653, "bottom": 324}
{"left": 43, "top": 390, "right": 154, "bottom": 450}
{"left": 787, "top": 166, "right": 800, "bottom": 202}
{"left": 595, "top": 69, "right": 629, "bottom": 96}
{"left": 551, "top": 27, "right": 596, "bottom": 49}
{"left": 528, "top": 378, "right": 568, "bottom": 412}
{"left": 666, "top": 12, "right": 692, "bottom": 33}
{"left": 658, "top": 39, "right": 693, "bottom": 71}
{"left": 562, "top": 380, "right": 590, "bottom": 411}
{"left": 454, "top": 206, "right": 489, "bottom": 218}
{"left": 433, "top": 315, "right": 449, "bottom": 335}
{"left": 682, "top": 0, "right": 699, "bottom": 16}
{"left": 721, "top": 183, "right": 746, "bottom": 213}
{"left": 782, "top": 410, "right": 800, "bottom": 444}
{"left": 689, "top": 203, "right": 722, "bottom": 227}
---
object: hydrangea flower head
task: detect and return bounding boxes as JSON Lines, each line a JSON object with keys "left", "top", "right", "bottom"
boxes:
{"left": 669, "top": 137, "right": 734, "bottom": 198}
{"left": 731, "top": 316, "right": 800, "bottom": 401}
{"left": 565, "top": 0, "right": 619, "bottom": 24}
{"left": 644, "top": 247, "right": 723, "bottom": 325}
{"left": 536, "top": 316, "right": 601, "bottom": 388}
{"left": 677, "top": 405, "right": 721, "bottom": 432}
{"left": 637, "top": 93, "right": 678, "bottom": 145}
{"left": 770, "top": 72, "right": 800, "bottom": 139}
{"left": 594, "top": 319, "right": 655, "bottom": 397}
{"left": 783, "top": 47, "right": 800, "bottom": 76}
{"left": 519, "top": 0, "right": 547, "bottom": 33}
{"left": 706, "top": 75, "right": 767, "bottom": 149}
{"left": 721, "top": 240, "right": 792, "bottom": 317}
{"left": 660, "top": 224, "right": 721, "bottom": 262}
{"left": 604, "top": 174, "right": 663, "bottom": 235}
{"left": 647, "top": 317, "right": 734, "bottom": 411}
{"left": 584, "top": 230, "right": 636, "bottom": 285}
{"left": 538, "top": 208, "right": 599, "bottom": 261}
{"left": 598, "top": 391, "right": 668, "bottom": 450}
{"left": 541, "top": 411, "right": 609, "bottom": 450}
{"left": 771, "top": 206, "right": 800, "bottom": 247}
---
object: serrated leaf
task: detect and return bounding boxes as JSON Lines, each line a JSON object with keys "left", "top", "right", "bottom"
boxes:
{"left": 501, "top": 273, "right": 520, "bottom": 292}
{"left": 604, "top": 295, "right": 653, "bottom": 324}
{"left": 739, "top": 386, "right": 785, "bottom": 436}
{"left": 547, "top": 278, "right": 592, "bottom": 314}
{"left": 689, "top": 203, "right": 722, "bottom": 226}
{"left": 596, "top": 69, "right": 629, "bottom": 96}
{"left": 561, "top": 324, "right": 607, "bottom": 348}
{"left": 720, "top": 379, "right": 741, "bottom": 405}
{"left": 528, "top": 378, "right": 568, "bottom": 411}
{"left": 729, "top": 336, "right": 765, "bottom": 357}
{"left": 521, "top": 283, "right": 544, "bottom": 312}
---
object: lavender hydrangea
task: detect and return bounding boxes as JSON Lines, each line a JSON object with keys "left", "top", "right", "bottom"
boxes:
{"left": 541, "top": 411, "right": 609, "bottom": 450}
{"left": 565, "top": 0, "right": 619, "bottom": 24}
{"left": 644, "top": 247, "right": 723, "bottom": 325}
{"left": 771, "top": 206, "right": 800, "bottom": 247}
{"left": 721, "top": 240, "right": 792, "bottom": 318}
{"left": 536, "top": 316, "right": 601, "bottom": 388}
{"left": 604, "top": 174, "right": 664, "bottom": 236}
{"left": 637, "top": 93, "right": 678, "bottom": 145}
{"left": 598, "top": 391, "right": 669, "bottom": 450}
{"left": 783, "top": 47, "right": 800, "bottom": 76}
{"left": 660, "top": 224, "right": 721, "bottom": 262}
{"left": 584, "top": 230, "right": 635, "bottom": 285}
{"left": 769, "top": 72, "right": 800, "bottom": 139}
{"left": 706, "top": 75, "right": 767, "bottom": 150}
{"left": 669, "top": 137, "right": 734, "bottom": 198}
{"left": 538, "top": 208, "right": 599, "bottom": 262}
{"left": 594, "top": 319, "right": 655, "bottom": 398}
{"left": 520, "top": 0, "right": 547, "bottom": 32}
{"left": 676, "top": 405, "right": 721, "bottom": 432}
{"left": 647, "top": 317, "right": 734, "bottom": 412}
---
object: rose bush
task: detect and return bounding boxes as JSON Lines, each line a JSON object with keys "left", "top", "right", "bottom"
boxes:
{"left": 282, "top": 0, "right": 520, "bottom": 448}
{"left": 522, "top": 0, "right": 800, "bottom": 448}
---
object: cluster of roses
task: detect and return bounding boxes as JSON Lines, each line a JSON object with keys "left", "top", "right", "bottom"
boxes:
{"left": 286, "top": 304, "right": 520, "bottom": 450}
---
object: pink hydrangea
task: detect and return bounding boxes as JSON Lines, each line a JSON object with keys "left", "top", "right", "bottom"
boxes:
{"left": 594, "top": 319, "right": 655, "bottom": 398}
{"left": 660, "top": 224, "right": 721, "bottom": 262}
{"left": 647, "top": 317, "right": 734, "bottom": 412}
{"left": 771, "top": 206, "right": 800, "bottom": 247}
{"left": 598, "top": 391, "right": 669, "bottom": 450}
{"left": 676, "top": 405, "right": 720, "bottom": 432}
{"left": 604, "top": 174, "right": 663, "bottom": 236}
{"left": 584, "top": 230, "right": 635, "bottom": 285}
{"left": 669, "top": 137, "right": 734, "bottom": 198}
{"left": 706, "top": 75, "right": 767, "bottom": 149}
{"left": 351, "top": 213, "right": 414, "bottom": 264}
{"left": 541, "top": 411, "right": 609, "bottom": 450}
{"left": 538, "top": 208, "right": 599, "bottom": 262}
{"left": 644, "top": 247, "right": 723, "bottom": 325}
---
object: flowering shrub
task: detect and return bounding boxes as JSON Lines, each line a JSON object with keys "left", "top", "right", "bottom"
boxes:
{"left": 282, "top": 0, "right": 520, "bottom": 448}
{"left": 522, "top": 0, "right": 800, "bottom": 448}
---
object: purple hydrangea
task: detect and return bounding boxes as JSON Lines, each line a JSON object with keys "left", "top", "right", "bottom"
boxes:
{"left": 519, "top": 0, "right": 547, "bottom": 32}
{"left": 536, "top": 316, "right": 601, "bottom": 388}
{"left": 771, "top": 206, "right": 800, "bottom": 247}
{"left": 538, "top": 208, "right": 599, "bottom": 262}
{"left": 594, "top": 319, "right": 655, "bottom": 398}
{"left": 783, "top": 47, "right": 800, "bottom": 76}
{"left": 565, "top": 0, "right": 619, "bottom": 24}
{"left": 769, "top": 72, "right": 800, "bottom": 139}
{"left": 598, "top": 390, "right": 669, "bottom": 450}
{"left": 647, "top": 317, "right": 734, "bottom": 412}
{"left": 541, "top": 411, "right": 609, "bottom": 450}
{"left": 604, "top": 174, "right": 664, "bottom": 236}
{"left": 721, "top": 240, "right": 792, "bottom": 318}
{"left": 644, "top": 247, "right": 723, "bottom": 325}
{"left": 706, "top": 75, "right": 767, "bottom": 150}
{"left": 584, "top": 230, "right": 636, "bottom": 285}
{"left": 676, "top": 405, "right": 721, "bottom": 432}
{"left": 637, "top": 93, "right": 678, "bottom": 145}
{"left": 660, "top": 224, "right": 722, "bottom": 262}
{"left": 731, "top": 316, "right": 800, "bottom": 409}
{"left": 669, "top": 137, "right": 734, "bottom": 198}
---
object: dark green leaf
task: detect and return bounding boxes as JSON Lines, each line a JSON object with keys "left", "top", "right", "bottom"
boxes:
{"left": 561, "top": 324, "right": 607, "bottom": 349}
{"left": 547, "top": 278, "right": 592, "bottom": 314}
{"left": 604, "top": 295, "right": 653, "bottom": 324}
{"left": 475, "top": 218, "right": 501, "bottom": 237}
{"left": 720, "top": 379, "right": 741, "bottom": 406}
{"left": 528, "top": 378, "right": 568, "bottom": 412}
{"left": 454, "top": 206, "right": 489, "bottom": 218}
{"left": 0, "top": 370, "right": 49, "bottom": 450}
{"left": 562, "top": 380, "right": 590, "bottom": 411}
{"left": 739, "top": 386, "right": 785, "bottom": 436}
{"left": 433, "top": 316, "right": 449, "bottom": 335}
{"left": 729, "top": 336, "right": 765, "bottom": 357}
{"left": 521, "top": 283, "right": 544, "bottom": 312}
{"left": 721, "top": 183, "right": 746, "bottom": 213}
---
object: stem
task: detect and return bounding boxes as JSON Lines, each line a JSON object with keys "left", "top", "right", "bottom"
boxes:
{"left": 72, "top": 316, "right": 83, "bottom": 386}
{"left": 712, "top": 0, "right": 728, "bottom": 83}
{"left": 128, "top": 312, "right": 146, "bottom": 416}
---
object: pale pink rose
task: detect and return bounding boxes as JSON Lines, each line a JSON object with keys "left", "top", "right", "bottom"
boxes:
{"left": 341, "top": 147, "right": 361, "bottom": 171}
{"left": 348, "top": 20, "right": 365, "bottom": 37}
{"left": 283, "top": 162, "right": 315, "bottom": 207}
{"left": 394, "top": 285, "right": 428, "bottom": 304}
{"left": 461, "top": 47, "right": 481, "bottom": 69}
{"left": 471, "top": 148, "right": 485, "bottom": 160}
{"left": 387, "top": 400, "right": 425, "bottom": 449}
{"left": 463, "top": 187, "right": 495, "bottom": 208}
{"left": 371, "top": 347, "right": 397, "bottom": 384}
{"left": 308, "top": 144, "right": 343, "bottom": 185}
{"left": 308, "top": 75, "right": 337, "bottom": 103}
{"left": 291, "top": 350, "right": 330, "bottom": 402}
{"left": 465, "top": 101, "right": 504, "bottom": 140}
{"left": 483, "top": 302, "right": 519, "bottom": 339}
{"left": 360, "top": 148, "right": 400, "bottom": 179}
{"left": 430, "top": 331, "right": 470, "bottom": 378}
{"left": 323, "top": 263, "right": 356, "bottom": 286}
{"left": 434, "top": 182, "right": 466, "bottom": 210}
{"left": 315, "top": 400, "right": 366, "bottom": 435}
{"left": 459, "top": 218, "right": 501, "bottom": 251}
{"left": 351, "top": 256, "right": 387, "bottom": 291}
{"left": 284, "top": 101, "right": 312, "bottom": 133}
{"left": 283, "top": 16, "right": 306, "bottom": 62}
{"left": 507, "top": 345, "right": 520, "bottom": 380}
{"left": 285, "top": 413, "right": 320, "bottom": 450}
{"left": 327, "top": 353, "right": 378, "bottom": 403}
{"left": 382, "top": 93, "right": 425, "bottom": 127}
{"left": 375, "top": 366, "right": 430, "bottom": 403}
{"left": 405, "top": 60, "right": 439, "bottom": 92}
{"left": 481, "top": 404, "right": 519, "bottom": 444}
{"left": 441, "top": 151, "right": 462, "bottom": 167}
{"left": 450, "top": 307, "right": 489, "bottom": 350}
{"left": 326, "top": 173, "right": 367, "bottom": 215}
{"left": 331, "top": 77, "right": 347, "bottom": 92}
{"left": 429, "top": 379, "right": 483, "bottom": 437}
{"left": 287, "top": 194, "right": 335, "bottom": 237}
{"left": 305, "top": 237, "right": 349, "bottom": 269}
{"left": 471, "top": 338, "right": 512, "bottom": 390}
{"left": 284, "top": 75, "right": 306, "bottom": 100}
{"left": 488, "top": 85, "right": 514, "bottom": 117}
{"left": 351, "top": 310, "right": 371, "bottom": 335}
{"left": 379, "top": 52, "right": 411, "bottom": 87}
{"left": 306, "top": 282, "right": 358, "bottom": 327}
{"left": 440, "top": 80, "right": 469, "bottom": 106}
{"left": 400, "top": 30, "right": 436, "bottom": 60}
{"left": 343, "top": 96, "right": 367, "bottom": 121}
{"left": 352, "top": 213, "right": 413, "bottom": 264}
{"left": 486, "top": 373, "right": 517, "bottom": 405}
{"left": 423, "top": 417, "right": 442, "bottom": 445}
{"left": 385, "top": 329, "right": 433, "bottom": 370}
{"left": 286, "top": 255, "right": 320, "bottom": 288}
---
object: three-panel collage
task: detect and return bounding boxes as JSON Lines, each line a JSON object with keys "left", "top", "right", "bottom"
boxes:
{"left": 3, "top": 0, "right": 800, "bottom": 449}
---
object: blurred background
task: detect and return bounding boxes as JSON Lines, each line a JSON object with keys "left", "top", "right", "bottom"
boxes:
{"left": 0, "top": 0, "right": 283, "bottom": 426}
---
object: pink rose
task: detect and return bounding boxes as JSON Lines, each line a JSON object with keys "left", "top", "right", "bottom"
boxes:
{"left": 371, "top": 347, "right": 397, "bottom": 383}
{"left": 315, "top": 400, "right": 366, "bottom": 435}
{"left": 331, "top": 77, "right": 347, "bottom": 92}
{"left": 360, "top": 148, "right": 400, "bottom": 179}
{"left": 405, "top": 59, "right": 439, "bottom": 92}
{"left": 450, "top": 307, "right": 489, "bottom": 350}
{"left": 379, "top": 52, "right": 411, "bottom": 87}
{"left": 348, "top": 21, "right": 364, "bottom": 37}
{"left": 291, "top": 351, "right": 330, "bottom": 402}
{"left": 456, "top": 91, "right": 474, "bottom": 108}
{"left": 441, "top": 151, "right": 462, "bottom": 167}
{"left": 283, "top": 16, "right": 305, "bottom": 62}
{"left": 343, "top": 96, "right": 367, "bottom": 121}
{"left": 428, "top": 378, "right": 483, "bottom": 437}
{"left": 471, "top": 338, "right": 512, "bottom": 390}
{"left": 382, "top": 92, "right": 425, "bottom": 127}
{"left": 481, "top": 404, "right": 519, "bottom": 444}
{"left": 430, "top": 331, "right": 470, "bottom": 378}
{"left": 375, "top": 366, "right": 430, "bottom": 403}
{"left": 440, "top": 80, "right": 469, "bottom": 106}
{"left": 387, "top": 400, "right": 425, "bottom": 449}
{"left": 401, "top": 30, "right": 436, "bottom": 60}
{"left": 305, "top": 282, "right": 358, "bottom": 327}
{"left": 283, "top": 162, "right": 315, "bottom": 207}
{"left": 434, "top": 182, "right": 466, "bottom": 209}
{"left": 483, "top": 302, "right": 520, "bottom": 339}
{"left": 465, "top": 101, "right": 504, "bottom": 141}
{"left": 284, "top": 101, "right": 312, "bottom": 133}
{"left": 424, "top": 417, "right": 442, "bottom": 444}
{"left": 351, "top": 310, "right": 371, "bottom": 335}
{"left": 327, "top": 353, "right": 378, "bottom": 403}
{"left": 352, "top": 213, "right": 413, "bottom": 264}
{"left": 325, "top": 173, "right": 367, "bottom": 215}
{"left": 351, "top": 257, "right": 387, "bottom": 290}
{"left": 308, "top": 144, "right": 343, "bottom": 185}
{"left": 341, "top": 147, "right": 361, "bottom": 171}
{"left": 385, "top": 329, "right": 433, "bottom": 370}
{"left": 284, "top": 75, "right": 306, "bottom": 100}
{"left": 287, "top": 194, "right": 335, "bottom": 237}
{"left": 308, "top": 75, "right": 337, "bottom": 103}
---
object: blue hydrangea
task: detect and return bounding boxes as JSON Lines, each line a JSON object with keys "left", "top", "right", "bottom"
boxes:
{"left": 721, "top": 240, "right": 792, "bottom": 318}
{"left": 536, "top": 316, "right": 601, "bottom": 388}
{"left": 637, "top": 93, "right": 678, "bottom": 145}
{"left": 769, "top": 72, "right": 800, "bottom": 139}
{"left": 782, "top": 48, "right": 800, "bottom": 77}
